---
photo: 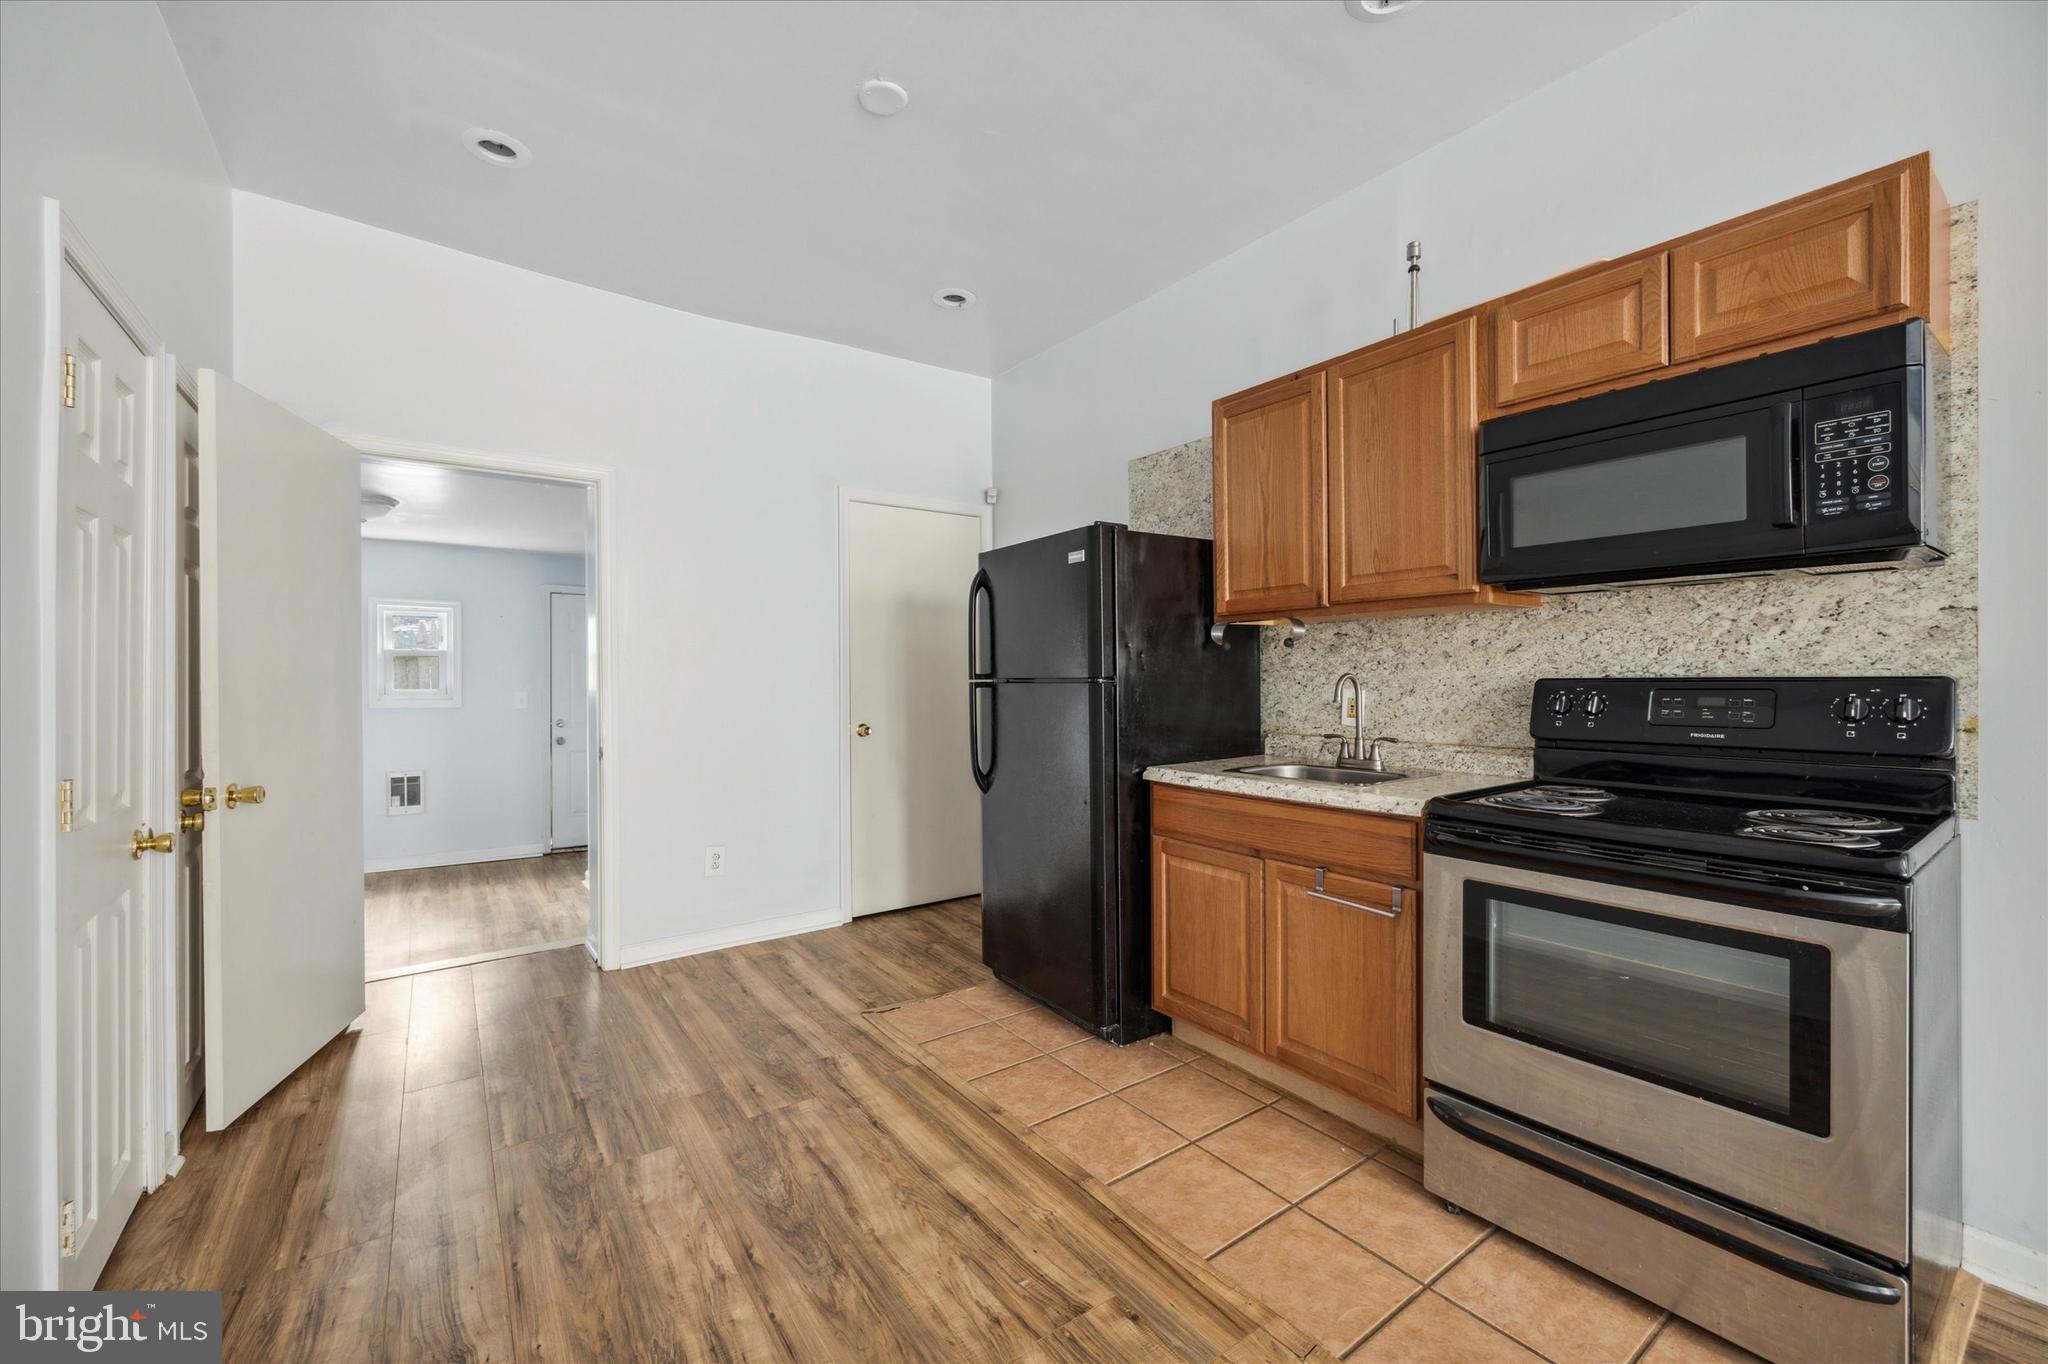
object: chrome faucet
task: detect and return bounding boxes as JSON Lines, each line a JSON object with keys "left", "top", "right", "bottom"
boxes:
{"left": 1330, "top": 672, "right": 1389, "bottom": 771}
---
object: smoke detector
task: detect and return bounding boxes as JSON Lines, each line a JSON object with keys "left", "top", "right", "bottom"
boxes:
{"left": 463, "top": 127, "right": 531, "bottom": 166}
{"left": 360, "top": 492, "right": 400, "bottom": 523}
{"left": 1344, "top": 0, "right": 1417, "bottom": 19}
{"left": 857, "top": 79, "right": 910, "bottom": 117}
{"left": 932, "top": 288, "right": 978, "bottom": 310}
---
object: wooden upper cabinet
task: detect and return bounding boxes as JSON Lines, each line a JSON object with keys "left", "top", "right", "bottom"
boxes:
{"left": 1672, "top": 157, "right": 1935, "bottom": 362}
{"left": 1212, "top": 372, "right": 1326, "bottom": 619}
{"left": 1263, "top": 861, "right": 1418, "bottom": 1118}
{"left": 1328, "top": 317, "right": 1476, "bottom": 604}
{"left": 1485, "top": 253, "right": 1668, "bottom": 410}
{"left": 1151, "top": 836, "right": 1263, "bottom": 1050}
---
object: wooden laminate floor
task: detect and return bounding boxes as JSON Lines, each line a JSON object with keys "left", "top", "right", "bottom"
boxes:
{"left": 364, "top": 851, "right": 587, "bottom": 977}
{"left": 100, "top": 898, "right": 2046, "bottom": 1364}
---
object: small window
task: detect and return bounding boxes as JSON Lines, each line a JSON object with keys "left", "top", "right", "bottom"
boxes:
{"left": 368, "top": 600, "right": 460, "bottom": 707}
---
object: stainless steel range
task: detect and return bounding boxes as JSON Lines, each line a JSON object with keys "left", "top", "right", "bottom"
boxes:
{"left": 1421, "top": 676, "right": 1961, "bottom": 1364}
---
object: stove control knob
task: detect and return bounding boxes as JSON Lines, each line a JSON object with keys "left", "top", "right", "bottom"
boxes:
{"left": 1582, "top": 692, "right": 1610, "bottom": 717}
{"left": 1548, "top": 693, "right": 1575, "bottom": 716}
{"left": 1835, "top": 696, "right": 1872, "bottom": 723}
{"left": 1888, "top": 695, "right": 1926, "bottom": 724}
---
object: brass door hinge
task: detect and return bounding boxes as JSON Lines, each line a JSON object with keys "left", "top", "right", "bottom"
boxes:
{"left": 58, "top": 1200, "right": 76, "bottom": 1256}
{"left": 57, "top": 779, "right": 74, "bottom": 833}
{"left": 62, "top": 352, "right": 76, "bottom": 409}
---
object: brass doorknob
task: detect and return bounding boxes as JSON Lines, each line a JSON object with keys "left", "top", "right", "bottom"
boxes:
{"left": 855, "top": 723, "right": 872, "bottom": 738}
{"left": 179, "top": 810, "right": 205, "bottom": 834}
{"left": 224, "top": 782, "right": 267, "bottom": 809}
{"left": 131, "top": 827, "right": 174, "bottom": 859}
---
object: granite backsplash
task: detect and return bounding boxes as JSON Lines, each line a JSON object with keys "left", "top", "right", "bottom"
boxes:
{"left": 1127, "top": 203, "right": 1980, "bottom": 809}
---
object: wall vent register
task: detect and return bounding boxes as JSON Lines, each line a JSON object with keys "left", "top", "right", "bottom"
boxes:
{"left": 386, "top": 771, "right": 424, "bottom": 816}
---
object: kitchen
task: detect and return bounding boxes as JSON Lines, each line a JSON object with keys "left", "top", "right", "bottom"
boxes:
{"left": 5, "top": 4, "right": 2041, "bottom": 1362}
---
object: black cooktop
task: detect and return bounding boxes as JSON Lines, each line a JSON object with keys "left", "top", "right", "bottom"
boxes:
{"left": 1429, "top": 778, "right": 1956, "bottom": 879}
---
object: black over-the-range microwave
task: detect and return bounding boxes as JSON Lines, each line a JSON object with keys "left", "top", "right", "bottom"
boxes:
{"left": 1477, "top": 320, "right": 1944, "bottom": 591}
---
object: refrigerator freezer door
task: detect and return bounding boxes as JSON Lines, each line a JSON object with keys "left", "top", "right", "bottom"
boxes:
{"left": 976, "top": 526, "right": 1113, "bottom": 680}
{"left": 980, "top": 680, "right": 1116, "bottom": 1029}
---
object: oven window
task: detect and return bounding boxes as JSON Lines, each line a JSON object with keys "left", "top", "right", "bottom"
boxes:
{"left": 1462, "top": 882, "right": 1831, "bottom": 1135}
{"left": 1508, "top": 435, "right": 1751, "bottom": 547}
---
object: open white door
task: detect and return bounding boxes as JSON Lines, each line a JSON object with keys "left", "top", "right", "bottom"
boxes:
{"left": 548, "top": 588, "right": 589, "bottom": 850}
{"left": 197, "top": 371, "right": 365, "bottom": 1130}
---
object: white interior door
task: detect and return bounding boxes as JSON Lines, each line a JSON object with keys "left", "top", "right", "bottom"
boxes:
{"left": 198, "top": 371, "right": 365, "bottom": 1130}
{"left": 55, "top": 263, "right": 160, "bottom": 1288}
{"left": 172, "top": 389, "right": 205, "bottom": 1130}
{"left": 847, "top": 499, "right": 984, "bottom": 915}
{"left": 548, "top": 588, "right": 589, "bottom": 850}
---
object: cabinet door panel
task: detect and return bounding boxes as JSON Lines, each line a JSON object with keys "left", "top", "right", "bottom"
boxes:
{"left": 1151, "top": 837, "right": 1262, "bottom": 1049}
{"left": 1487, "top": 254, "right": 1668, "bottom": 409}
{"left": 1328, "top": 318, "right": 1476, "bottom": 603}
{"left": 1264, "top": 860, "right": 1417, "bottom": 1118}
{"left": 1672, "top": 169, "right": 1911, "bottom": 361}
{"left": 1212, "top": 374, "right": 1326, "bottom": 618}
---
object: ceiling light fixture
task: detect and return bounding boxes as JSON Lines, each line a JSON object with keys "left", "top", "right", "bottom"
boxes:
{"left": 931, "top": 288, "right": 977, "bottom": 310}
{"left": 463, "top": 127, "right": 532, "bottom": 167}
{"left": 857, "top": 78, "right": 910, "bottom": 117}
{"left": 1343, "top": 0, "right": 1417, "bottom": 19}
{"left": 360, "top": 492, "right": 400, "bottom": 523}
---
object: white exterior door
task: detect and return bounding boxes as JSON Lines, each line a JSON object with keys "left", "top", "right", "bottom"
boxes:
{"left": 197, "top": 371, "right": 365, "bottom": 1130}
{"left": 548, "top": 588, "right": 589, "bottom": 850}
{"left": 54, "top": 263, "right": 160, "bottom": 1289}
{"left": 846, "top": 499, "right": 985, "bottom": 915}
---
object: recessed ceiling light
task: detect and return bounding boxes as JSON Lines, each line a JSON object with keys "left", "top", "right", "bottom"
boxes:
{"left": 857, "top": 79, "right": 910, "bottom": 117}
{"left": 463, "top": 127, "right": 531, "bottom": 167}
{"left": 360, "top": 492, "right": 400, "bottom": 523}
{"left": 932, "top": 288, "right": 977, "bottom": 310}
{"left": 1343, "top": 0, "right": 1417, "bottom": 19}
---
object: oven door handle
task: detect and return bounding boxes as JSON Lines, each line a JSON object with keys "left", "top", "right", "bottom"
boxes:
{"left": 1426, "top": 1094, "right": 1904, "bottom": 1306}
{"left": 1425, "top": 826, "right": 1905, "bottom": 923}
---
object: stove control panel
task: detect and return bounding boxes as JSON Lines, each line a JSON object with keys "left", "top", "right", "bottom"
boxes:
{"left": 1530, "top": 676, "right": 1956, "bottom": 756}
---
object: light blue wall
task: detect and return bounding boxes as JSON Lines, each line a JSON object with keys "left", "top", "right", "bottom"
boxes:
{"left": 361, "top": 540, "right": 585, "bottom": 869}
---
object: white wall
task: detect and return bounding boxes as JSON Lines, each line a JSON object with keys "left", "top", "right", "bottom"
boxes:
{"left": 0, "top": 2, "right": 232, "bottom": 1290}
{"left": 361, "top": 540, "right": 584, "bottom": 870}
{"left": 991, "top": 0, "right": 2048, "bottom": 1277}
{"left": 232, "top": 191, "right": 993, "bottom": 956}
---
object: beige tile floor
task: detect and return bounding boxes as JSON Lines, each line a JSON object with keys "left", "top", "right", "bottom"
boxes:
{"left": 881, "top": 984, "right": 1765, "bottom": 1363}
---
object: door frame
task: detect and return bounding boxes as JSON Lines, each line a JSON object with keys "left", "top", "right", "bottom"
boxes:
{"left": 542, "top": 583, "right": 590, "bottom": 854}
{"left": 344, "top": 434, "right": 619, "bottom": 967}
{"left": 835, "top": 488, "right": 994, "bottom": 920}
{"left": 31, "top": 204, "right": 187, "bottom": 1289}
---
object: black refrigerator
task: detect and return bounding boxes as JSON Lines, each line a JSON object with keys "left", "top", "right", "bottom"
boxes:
{"left": 969, "top": 524, "right": 1261, "bottom": 1044}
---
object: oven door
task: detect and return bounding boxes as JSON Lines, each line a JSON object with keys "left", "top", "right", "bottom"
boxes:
{"left": 1422, "top": 850, "right": 1909, "bottom": 1263}
{"left": 1480, "top": 393, "right": 1804, "bottom": 588}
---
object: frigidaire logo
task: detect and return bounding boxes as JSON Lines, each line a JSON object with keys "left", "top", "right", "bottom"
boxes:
{"left": 6, "top": 1292, "right": 219, "bottom": 1361}
{"left": 1689, "top": 732, "right": 1729, "bottom": 740}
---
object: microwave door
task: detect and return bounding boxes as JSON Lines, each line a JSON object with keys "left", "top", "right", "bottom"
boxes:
{"left": 1482, "top": 400, "right": 1802, "bottom": 589}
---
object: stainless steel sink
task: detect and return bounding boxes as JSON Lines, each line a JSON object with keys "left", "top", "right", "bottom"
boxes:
{"left": 1231, "top": 763, "right": 1406, "bottom": 786}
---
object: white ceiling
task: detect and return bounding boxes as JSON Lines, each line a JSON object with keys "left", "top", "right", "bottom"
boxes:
{"left": 361, "top": 459, "right": 587, "bottom": 557}
{"left": 161, "top": 0, "right": 1692, "bottom": 376}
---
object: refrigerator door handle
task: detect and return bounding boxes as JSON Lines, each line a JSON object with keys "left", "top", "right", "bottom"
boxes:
{"left": 968, "top": 569, "right": 994, "bottom": 680}
{"left": 969, "top": 683, "right": 995, "bottom": 792}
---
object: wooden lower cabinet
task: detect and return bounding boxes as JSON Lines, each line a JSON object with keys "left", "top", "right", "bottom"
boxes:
{"left": 1150, "top": 837, "right": 1263, "bottom": 1050}
{"left": 1263, "top": 861, "right": 1418, "bottom": 1120}
{"left": 1148, "top": 786, "right": 1422, "bottom": 1122}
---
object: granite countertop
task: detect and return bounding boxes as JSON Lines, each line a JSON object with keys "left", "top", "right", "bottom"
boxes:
{"left": 1142, "top": 754, "right": 1504, "bottom": 819}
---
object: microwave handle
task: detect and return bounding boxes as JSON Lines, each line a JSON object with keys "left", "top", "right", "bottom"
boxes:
{"left": 1770, "top": 401, "right": 1800, "bottom": 528}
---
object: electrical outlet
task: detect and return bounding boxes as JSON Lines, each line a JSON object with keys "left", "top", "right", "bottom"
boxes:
{"left": 1341, "top": 695, "right": 1358, "bottom": 721}
{"left": 704, "top": 846, "right": 725, "bottom": 876}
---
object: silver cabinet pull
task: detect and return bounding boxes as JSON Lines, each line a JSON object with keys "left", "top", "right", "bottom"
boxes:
{"left": 1307, "top": 867, "right": 1403, "bottom": 918}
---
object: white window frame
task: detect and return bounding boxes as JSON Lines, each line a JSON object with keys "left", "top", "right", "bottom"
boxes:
{"left": 367, "top": 598, "right": 462, "bottom": 708}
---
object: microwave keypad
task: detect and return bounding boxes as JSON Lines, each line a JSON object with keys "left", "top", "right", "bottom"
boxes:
{"left": 1811, "top": 408, "right": 1895, "bottom": 517}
